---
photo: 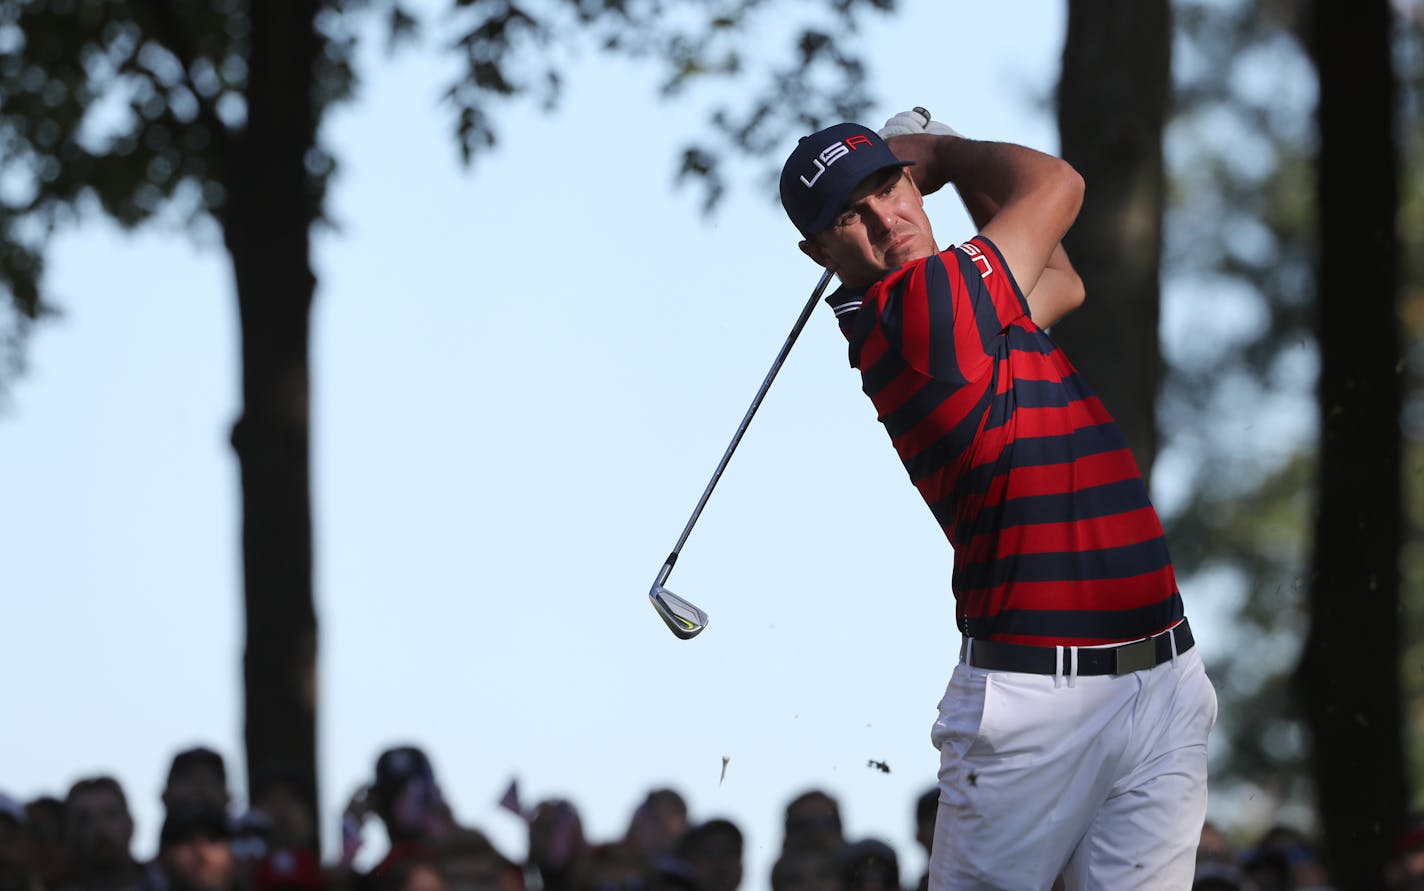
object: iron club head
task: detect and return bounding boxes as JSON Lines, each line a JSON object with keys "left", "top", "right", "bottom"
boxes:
{"left": 649, "top": 582, "right": 709, "bottom": 640}
{"left": 644, "top": 269, "right": 833, "bottom": 639}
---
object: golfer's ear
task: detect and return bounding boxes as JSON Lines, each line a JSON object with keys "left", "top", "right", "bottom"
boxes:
{"left": 799, "top": 238, "right": 834, "bottom": 272}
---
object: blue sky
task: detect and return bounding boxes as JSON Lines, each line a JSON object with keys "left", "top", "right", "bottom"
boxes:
{"left": 0, "top": 2, "right": 1255, "bottom": 888}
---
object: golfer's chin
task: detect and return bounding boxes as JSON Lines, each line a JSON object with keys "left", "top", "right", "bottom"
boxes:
{"left": 882, "top": 246, "right": 928, "bottom": 270}
{"left": 883, "top": 241, "right": 935, "bottom": 271}
{"left": 837, "top": 243, "right": 937, "bottom": 288}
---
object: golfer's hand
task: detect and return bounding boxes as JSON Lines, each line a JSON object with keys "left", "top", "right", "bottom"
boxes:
{"left": 879, "top": 107, "right": 961, "bottom": 139}
{"left": 879, "top": 107, "right": 962, "bottom": 196}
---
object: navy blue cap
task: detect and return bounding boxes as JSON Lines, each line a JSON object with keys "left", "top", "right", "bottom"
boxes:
{"left": 779, "top": 123, "right": 912, "bottom": 238}
{"left": 374, "top": 745, "right": 435, "bottom": 800}
{"left": 160, "top": 805, "right": 232, "bottom": 848}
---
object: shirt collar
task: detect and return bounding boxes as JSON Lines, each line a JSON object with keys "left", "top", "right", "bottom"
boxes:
{"left": 824, "top": 281, "right": 867, "bottom": 319}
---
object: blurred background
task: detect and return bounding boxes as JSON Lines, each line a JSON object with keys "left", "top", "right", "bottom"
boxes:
{"left": 2, "top": 1, "right": 1422, "bottom": 890}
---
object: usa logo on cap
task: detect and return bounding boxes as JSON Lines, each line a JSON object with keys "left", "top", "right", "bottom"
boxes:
{"left": 779, "top": 123, "right": 912, "bottom": 238}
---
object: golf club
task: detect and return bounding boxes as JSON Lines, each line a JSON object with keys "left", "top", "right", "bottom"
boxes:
{"left": 649, "top": 267, "right": 837, "bottom": 639}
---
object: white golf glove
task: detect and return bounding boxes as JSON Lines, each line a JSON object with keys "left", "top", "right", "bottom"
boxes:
{"left": 878, "top": 107, "right": 962, "bottom": 139}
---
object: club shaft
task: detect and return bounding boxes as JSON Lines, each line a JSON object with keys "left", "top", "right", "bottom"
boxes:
{"left": 664, "top": 268, "right": 836, "bottom": 570}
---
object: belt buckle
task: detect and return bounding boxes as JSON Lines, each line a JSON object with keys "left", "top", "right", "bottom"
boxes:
{"left": 1114, "top": 638, "right": 1156, "bottom": 674}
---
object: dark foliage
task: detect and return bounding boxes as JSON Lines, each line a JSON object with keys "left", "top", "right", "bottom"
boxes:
{"left": 0, "top": 0, "right": 896, "bottom": 389}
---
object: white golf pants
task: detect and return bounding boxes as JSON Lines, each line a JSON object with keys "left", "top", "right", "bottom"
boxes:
{"left": 928, "top": 645, "right": 1217, "bottom": 891}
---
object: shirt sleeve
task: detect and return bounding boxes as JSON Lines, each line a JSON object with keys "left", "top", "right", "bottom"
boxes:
{"left": 956, "top": 235, "right": 1030, "bottom": 331}
{"left": 866, "top": 236, "right": 1030, "bottom": 384}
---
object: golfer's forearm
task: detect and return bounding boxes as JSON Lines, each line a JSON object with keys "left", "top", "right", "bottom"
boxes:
{"left": 936, "top": 138, "right": 1082, "bottom": 298}
{"left": 950, "top": 181, "right": 1084, "bottom": 327}
{"left": 953, "top": 181, "right": 998, "bottom": 230}
{"left": 1027, "top": 246, "right": 1085, "bottom": 328}
{"left": 931, "top": 137, "right": 1081, "bottom": 210}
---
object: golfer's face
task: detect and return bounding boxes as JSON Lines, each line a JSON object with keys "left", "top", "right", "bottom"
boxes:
{"left": 805, "top": 169, "right": 936, "bottom": 287}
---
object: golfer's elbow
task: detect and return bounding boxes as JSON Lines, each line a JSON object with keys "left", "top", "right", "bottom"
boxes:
{"left": 1056, "top": 163, "right": 1085, "bottom": 312}
{"left": 1049, "top": 159, "right": 1085, "bottom": 232}
{"left": 1034, "top": 240, "right": 1085, "bottom": 327}
{"left": 1065, "top": 270, "right": 1086, "bottom": 314}
{"left": 1031, "top": 267, "right": 1085, "bottom": 329}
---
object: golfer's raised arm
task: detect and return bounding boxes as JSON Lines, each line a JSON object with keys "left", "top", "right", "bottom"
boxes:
{"left": 943, "top": 177, "right": 1084, "bottom": 329}
{"left": 886, "top": 134, "right": 1085, "bottom": 310}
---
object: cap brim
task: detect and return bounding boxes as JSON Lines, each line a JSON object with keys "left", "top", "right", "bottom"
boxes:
{"left": 804, "top": 161, "right": 914, "bottom": 236}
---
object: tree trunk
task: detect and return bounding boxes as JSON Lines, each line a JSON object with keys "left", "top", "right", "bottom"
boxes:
{"left": 1298, "top": 1, "right": 1406, "bottom": 886}
{"left": 1053, "top": 0, "right": 1170, "bottom": 481}
{"left": 225, "top": 0, "right": 323, "bottom": 849}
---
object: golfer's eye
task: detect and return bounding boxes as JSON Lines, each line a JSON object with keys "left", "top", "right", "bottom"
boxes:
{"left": 834, "top": 209, "right": 859, "bottom": 229}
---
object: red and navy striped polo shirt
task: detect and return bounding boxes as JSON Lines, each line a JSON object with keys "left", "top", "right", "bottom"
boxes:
{"left": 827, "top": 235, "right": 1184, "bottom": 646}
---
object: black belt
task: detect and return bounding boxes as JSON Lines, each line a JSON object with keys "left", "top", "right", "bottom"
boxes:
{"left": 963, "top": 619, "right": 1194, "bottom": 676}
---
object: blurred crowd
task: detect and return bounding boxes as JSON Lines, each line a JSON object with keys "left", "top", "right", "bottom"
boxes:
{"left": 4, "top": 743, "right": 1424, "bottom": 891}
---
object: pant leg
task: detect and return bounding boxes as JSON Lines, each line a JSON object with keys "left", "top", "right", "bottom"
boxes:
{"left": 1061, "top": 650, "right": 1218, "bottom": 891}
{"left": 928, "top": 663, "right": 1136, "bottom": 891}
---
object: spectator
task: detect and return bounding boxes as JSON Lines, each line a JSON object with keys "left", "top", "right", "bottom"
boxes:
{"left": 162, "top": 750, "right": 232, "bottom": 820}
{"left": 677, "top": 820, "right": 741, "bottom": 891}
{"left": 839, "top": 841, "right": 897, "bottom": 891}
{"left": 1, "top": 793, "right": 39, "bottom": 891}
{"left": 910, "top": 790, "right": 935, "bottom": 891}
{"left": 1386, "top": 813, "right": 1424, "bottom": 890}
{"left": 371, "top": 860, "right": 444, "bottom": 891}
{"left": 435, "top": 829, "right": 522, "bottom": 891}
{"left": 779, "top": 793, "right": 842, "bottom": 855}
{"left": 59, "top": 777, "right": 160, "bottom": 891}
{"left": 1240, "top": 825, "right": 1333, "bottom": 891}
{"left": 26, "top": 798, "right": 69, "bottom": 891}
{"left": 1192, "top": 860, "right": 1254, "bottom": 891}
{"left": 572, "top": 844, "right": 648, "bottom": 891}
{"left": 1197, "top": 821, "right": 1235, "bottom": 865}
{"left": 373, "top": 747, "right": 454, "bottom": 844}
{"left": 246, "top": 771, "right": 323, "bottom": 891}
{"left": 345, "top": 746, "right": 456, "bottom": 890}
{"left": 156, "top": 806, "right": 238, "bottom": 891}
{"left": 231, "top": 809, "right": 274, "bottom": 890}
{"left": 526, "top": 800, "right": 588, "bottom": 891}
{"left": 770, "top": 847, "right": 842, "bottom": 891}
{"left": 622, "top": 792, "right": 687, "bottom": 868}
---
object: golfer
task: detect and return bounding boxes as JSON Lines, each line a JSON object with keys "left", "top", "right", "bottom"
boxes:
{"left": 779, "top": 113, "right": 1217, "bottom": 890}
